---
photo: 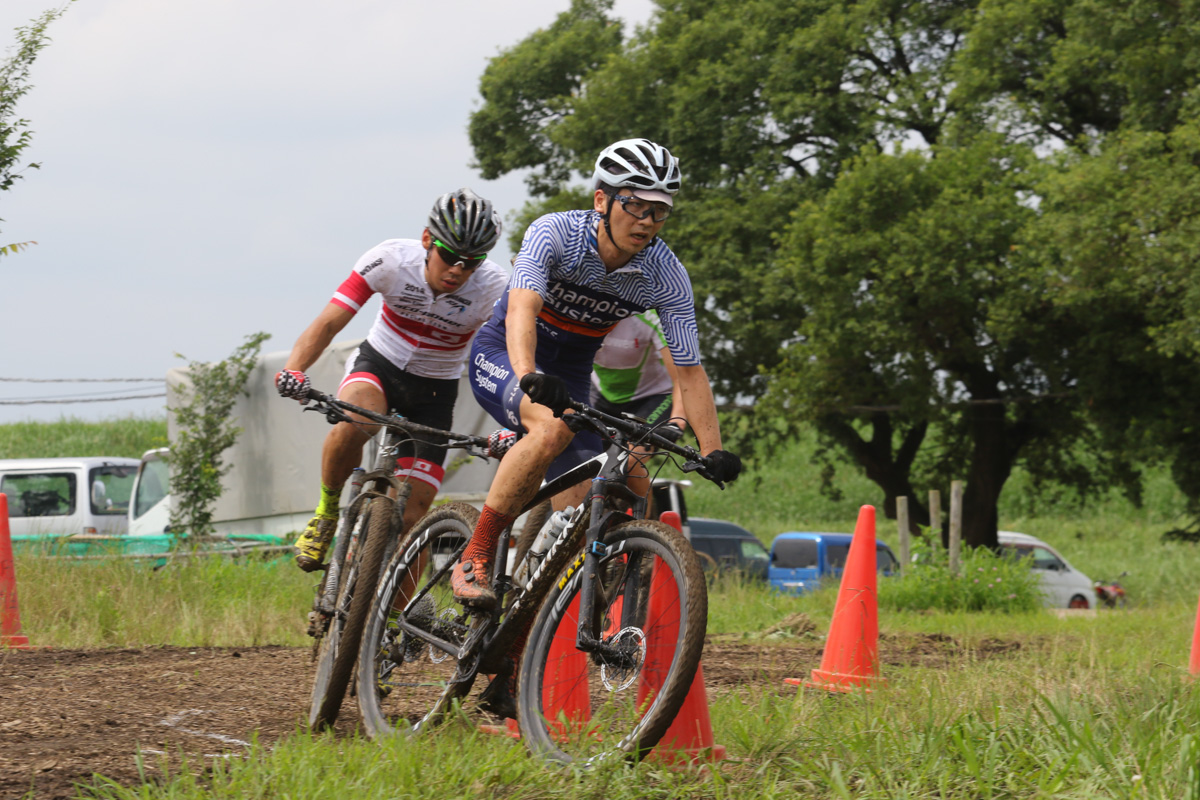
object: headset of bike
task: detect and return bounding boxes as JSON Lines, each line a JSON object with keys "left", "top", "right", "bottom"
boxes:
{"left": 274, "top": 188, "right": 508, "bottom": 572}
{"left": 457, "top": 137, "right": 743, "bottom": 716}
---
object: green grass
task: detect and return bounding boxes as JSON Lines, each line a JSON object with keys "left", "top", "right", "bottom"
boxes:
{"left": 10, "top": 416, "right": 1200, "bottom": 798}
{"left": 0, "top": 416, "right": 167, "bottom": 460}
{"left": 13, "top": 555, "right": 315, "bottom": 648}
{"left": 77, "top": 604, "right": 1200, "bottom": 799}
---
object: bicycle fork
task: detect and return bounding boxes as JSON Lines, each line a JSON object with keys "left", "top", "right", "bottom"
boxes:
{"left": 574, "top": 476, "right": 645, "bottom": 655}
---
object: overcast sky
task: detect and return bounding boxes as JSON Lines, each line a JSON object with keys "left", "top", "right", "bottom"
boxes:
{"left": 0, "top": 0, "right": 653, "bottom": 424}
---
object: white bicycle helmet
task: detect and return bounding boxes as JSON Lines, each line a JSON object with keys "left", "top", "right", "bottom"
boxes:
{"left": 592, "top": 138, "right": 682, "bottom": 205}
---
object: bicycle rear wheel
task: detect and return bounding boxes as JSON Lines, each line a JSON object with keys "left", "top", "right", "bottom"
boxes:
{"left": 516, "top": 519, "right": 707, "bottom": 765}
{"left": 309, "top": 494, "right": 400, "bottom": 730}
{"left": 356, "top": 502, "right": 481, "bottom": 738}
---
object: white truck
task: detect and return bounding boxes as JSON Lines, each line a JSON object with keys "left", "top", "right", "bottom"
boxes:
{"left": 0, "top": 456, "right": 140, "bottom": 538}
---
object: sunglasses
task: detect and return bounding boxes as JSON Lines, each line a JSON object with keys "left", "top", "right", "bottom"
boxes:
{"left": 613, "top": 194, "right": 673, "bottom": 223}
{"left": 433, "top": 239, "right": 488, "bottom": 267}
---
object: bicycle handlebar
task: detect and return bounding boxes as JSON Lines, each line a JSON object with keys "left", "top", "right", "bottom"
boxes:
{"left": 559, "top": 399, "right": 728, "bottom": 490}
{"left": 302, "top": 389, "right": 493, "bottom": 455}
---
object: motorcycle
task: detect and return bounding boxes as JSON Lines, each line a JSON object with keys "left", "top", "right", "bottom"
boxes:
{"left": 1093, "top": 571, "right": 1129, "bottom": 609}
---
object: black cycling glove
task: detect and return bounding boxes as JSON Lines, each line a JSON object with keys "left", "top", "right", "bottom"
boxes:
{"left": 705, "top": 449, "right": 743, "bottom": 483}
{"left": 519, "top": 372, "right": 572, "bottom": 416}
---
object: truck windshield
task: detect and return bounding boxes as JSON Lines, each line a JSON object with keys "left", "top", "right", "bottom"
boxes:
{"left": 133, "top": 458, "right": 170, "bottom": 519}
{"left": 774, "top": 538, "right": 818, "bottom": 569}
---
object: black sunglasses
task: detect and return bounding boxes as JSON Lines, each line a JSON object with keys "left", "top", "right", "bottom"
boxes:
{"left": 613, "top": 193, "right": 672, "bottom": 223}
{"left": 433, "top": 239, "right": 488, "bottom": 267}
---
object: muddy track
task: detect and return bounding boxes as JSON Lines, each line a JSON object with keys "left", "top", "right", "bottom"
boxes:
{"left": 0, "top": 632, "right": 1020, "bottom": 799}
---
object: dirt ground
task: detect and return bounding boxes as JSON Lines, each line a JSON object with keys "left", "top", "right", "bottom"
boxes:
{"left": 0, "top": 630, "right": 1021, "bottom": 799}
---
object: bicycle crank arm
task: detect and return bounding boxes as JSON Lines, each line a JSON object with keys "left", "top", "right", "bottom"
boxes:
{"left": 393, "top": 617, "right": 461, "bottom": 661}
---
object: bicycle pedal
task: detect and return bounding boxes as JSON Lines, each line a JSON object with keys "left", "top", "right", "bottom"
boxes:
{"left": 306, "top": 610, "right": 328, "bottom": 639}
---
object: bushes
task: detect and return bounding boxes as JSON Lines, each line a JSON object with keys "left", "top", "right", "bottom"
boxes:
{"left": 879, "top": 542, "right": 1042, "bottom": 613}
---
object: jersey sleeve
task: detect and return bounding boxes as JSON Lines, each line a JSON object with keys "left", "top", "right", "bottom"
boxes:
{"left": 330, "top": 245, "right": 389, "bottom": 313}
{"left": 653, "top": 260, "right": 702, "bottom": 367}
{"left": 509, "top": 214, "right": 566, "bottom": 298}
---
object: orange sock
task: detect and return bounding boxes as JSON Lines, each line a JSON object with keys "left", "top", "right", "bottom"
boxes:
{"left": 463, "top": 505, "right": 516, "bottom": 563}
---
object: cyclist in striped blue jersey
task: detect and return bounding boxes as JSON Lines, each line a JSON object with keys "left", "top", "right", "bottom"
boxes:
{"left": 456, "top": 138, "right": 742, "bottom": 718}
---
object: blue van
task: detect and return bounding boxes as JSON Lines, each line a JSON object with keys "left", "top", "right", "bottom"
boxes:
{"left": 768, "top": 532, "right": 900, "bottom": 594}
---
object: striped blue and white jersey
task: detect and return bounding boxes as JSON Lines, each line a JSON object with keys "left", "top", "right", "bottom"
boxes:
{"left": 479, "top": 210, "right": 701, "bottom": 367}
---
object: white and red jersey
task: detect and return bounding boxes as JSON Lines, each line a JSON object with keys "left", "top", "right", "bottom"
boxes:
{"left": 330, "top": 239, "right": 508, "bottom": 380}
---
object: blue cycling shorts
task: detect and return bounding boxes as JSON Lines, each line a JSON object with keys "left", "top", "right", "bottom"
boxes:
{"left": 468, "top": 329, "right": 603, "bottom": 482}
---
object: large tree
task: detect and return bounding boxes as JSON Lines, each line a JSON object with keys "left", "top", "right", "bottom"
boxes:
{"left": 470, "top": 0, "right": 1200, "bottom": 546}
{"left": 0, "top": 2, "right": 72, "bottom": 256}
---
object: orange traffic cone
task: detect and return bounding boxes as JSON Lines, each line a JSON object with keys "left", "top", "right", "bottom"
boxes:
{"left": 480, "top": 587, "right": 592, "bottom": 739}
{"left": 0, "top": 494, "right": 31, "bottom": 650}
{"left": 785, "top": 504, "right": 882, "bottom": 692}
{"left": 642, "top": 510, "right": 725, "bottom": 764}
{"left": 1189, "top": 590, "right": 1200, "bottom": 677}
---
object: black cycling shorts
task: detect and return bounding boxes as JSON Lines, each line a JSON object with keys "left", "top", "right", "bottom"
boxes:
{"left": 340, "top": 340, "right": 458, "bottom": 473}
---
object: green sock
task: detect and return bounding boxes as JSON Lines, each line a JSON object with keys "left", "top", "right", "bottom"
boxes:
{"left": 314, "top": 483, "right": 341, "bottom": 519}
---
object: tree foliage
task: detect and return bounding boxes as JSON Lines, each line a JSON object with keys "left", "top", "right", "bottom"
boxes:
{"left": 168, "top": 333, "right": 270, "bottom": 538}
{"left": 0, "top": 2, "right": 72, "bottom": 253}
{"left": 471, "top": 0, "right": 1200, "bottom": 545}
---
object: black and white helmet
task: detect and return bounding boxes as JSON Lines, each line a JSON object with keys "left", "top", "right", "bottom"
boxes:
{"left": 427, "top": 188, "right": 502, "bottom": 257}
{"left": 592, "top": 138, "right": 682, "bottom": 202}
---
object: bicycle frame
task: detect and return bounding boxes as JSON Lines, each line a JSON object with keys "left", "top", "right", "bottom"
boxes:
{"left": 303, "top": 390, "right": 491, "bottom": 626}
{"left": 394, "top": 402, "right": 714, "bottom": 676}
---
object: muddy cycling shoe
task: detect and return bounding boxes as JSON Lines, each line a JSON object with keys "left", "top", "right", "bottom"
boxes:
{"left": 478, "top": 658, "right": 518, "bottom": 720}
{"left": 294, "top": 516, "right": 337, "bottom": 572}
{"left": 451, "top": 555, "right": 497, "bottom": 611}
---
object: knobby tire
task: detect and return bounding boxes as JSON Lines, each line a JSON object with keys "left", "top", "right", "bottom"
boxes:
{"left": 516, "top": 519, "right": 707, "bottom": 766}
{"left": 309, "top": 495, "right": 401, "bottom": 730}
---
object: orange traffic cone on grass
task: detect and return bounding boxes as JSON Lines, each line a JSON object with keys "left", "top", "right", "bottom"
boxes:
{"left": 0, "top": 494, "right": 31, "bottom": 650}
{"left": 785, "top": 504, "right": 882, "bottom": 692}
{"left": 643, "top": 510, "right": 726, "bottom": 764}
{"left": 480, "top": 586, "right": 592, "bottom": 739}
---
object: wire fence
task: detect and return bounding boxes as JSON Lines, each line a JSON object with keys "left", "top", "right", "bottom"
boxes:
{"left": 0, "top": 377, "right": 165, "bottom": 406}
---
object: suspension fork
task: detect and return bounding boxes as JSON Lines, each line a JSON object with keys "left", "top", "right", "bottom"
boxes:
{"left": 574, "top": 476, "right": 645, "bottom": 652}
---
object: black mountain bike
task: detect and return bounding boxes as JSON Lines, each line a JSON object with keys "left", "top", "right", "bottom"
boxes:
{"left": 355, "top": 400, "right": 729, "bottom": 765}
{"left": 299, "top": 388, "right": 494, "bottom": 730}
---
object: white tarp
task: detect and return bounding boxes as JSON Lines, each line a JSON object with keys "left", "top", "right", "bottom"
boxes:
{"left": 165, "top": 339, "right": 500, "bottom": 536}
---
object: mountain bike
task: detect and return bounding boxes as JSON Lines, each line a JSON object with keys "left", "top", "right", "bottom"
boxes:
{"left": 299, "top": 388, "right": 496, "bottom": 730}
{"left": 356, "top": 399, "right": 729, "bottom": 765}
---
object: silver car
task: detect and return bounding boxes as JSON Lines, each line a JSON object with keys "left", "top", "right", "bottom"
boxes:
{"left": 998, "top": 531, "right": 1095, "bottom": 609}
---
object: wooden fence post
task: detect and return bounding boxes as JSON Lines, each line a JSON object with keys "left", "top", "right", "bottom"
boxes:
{"left": 948, "top": 480, "right": 963, "bottom": 576}
{"left": 896, "top": 496, "right": 910, "bottom": 576}
{"left": 929, "top": 489, "right": 941, "bottom": 546}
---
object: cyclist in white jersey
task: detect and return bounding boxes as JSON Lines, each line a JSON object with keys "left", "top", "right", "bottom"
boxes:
{"left": 591, "top": 310, "right": 687, "bottom": 503}
{"left": 275, "top": 188, "right": 508, "bottom": 572}
{"left": 457, "top": 139, "right": 743, "bottom": 719}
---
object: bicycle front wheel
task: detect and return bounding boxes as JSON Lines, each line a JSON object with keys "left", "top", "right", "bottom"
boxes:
{"left": 356, "top": 502, "right": 481, "bottom": 738}
{"left": 309, "top": 494, "right": 400, "bottom": 730}
{"left": 516, "top": 519, "right": 707, "bottom": 765}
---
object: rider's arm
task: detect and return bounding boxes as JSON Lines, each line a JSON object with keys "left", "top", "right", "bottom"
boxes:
{"left": 506, "top": 288, "right": 544, "bottom": 378}
{"left": 284, "top": 303, "right": 355, "bottom": 372}
{"left": 660, "top": 345, "right": 688, "bottom": 431}
{"left": 674, "top": 363, "right": 722, "bottom": 454}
